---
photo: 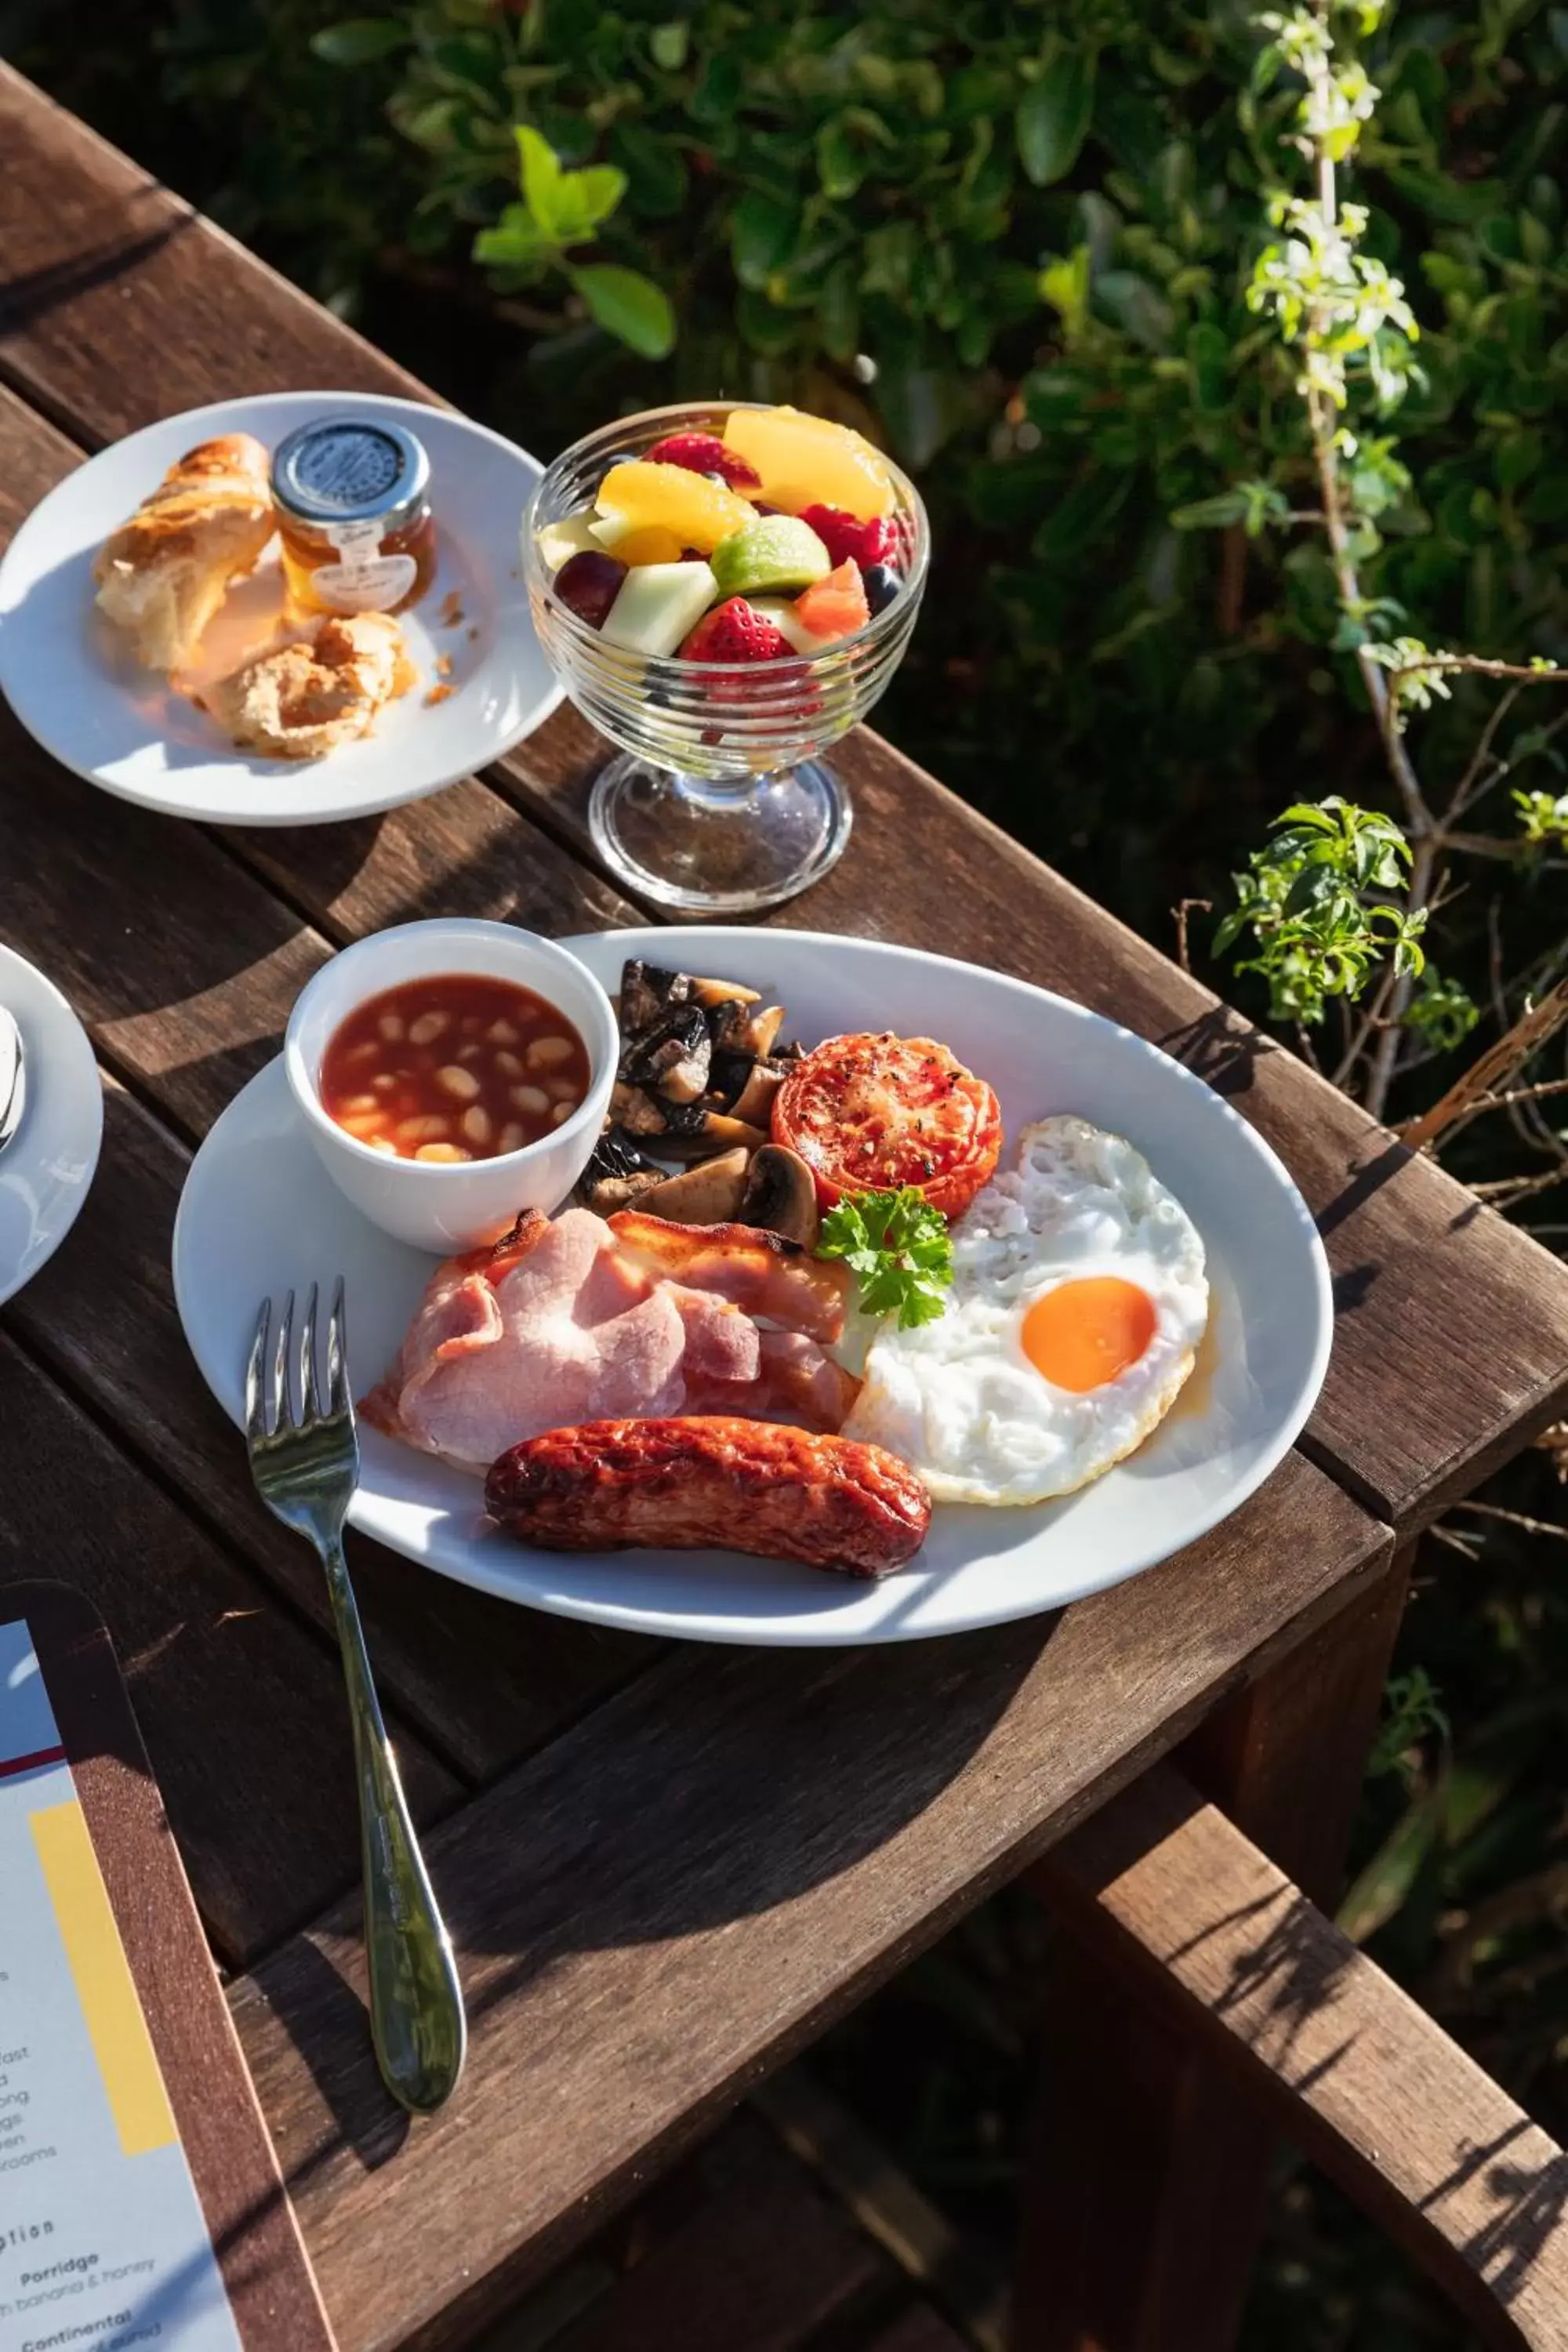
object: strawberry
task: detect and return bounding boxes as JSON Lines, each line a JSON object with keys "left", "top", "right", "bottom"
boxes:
{"left": 644, "top": 432, "right": 763, "bottom": 492}
{"left": 797, "top": 503, "right": 895, "bottom": 570}
{"left": 681, "top": 597, "right": 794, "bottom": 662}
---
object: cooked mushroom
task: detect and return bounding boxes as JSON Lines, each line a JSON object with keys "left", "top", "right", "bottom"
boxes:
{"left": 638, "top": 1148, "right": 751, "bottom": 1225}
{"left": 739, "top": 1143, "right": 821, "bottom": 1250}
{"left": 586, "top": 1170, "right": 665, "bottom": 1214}
{"left": 610, "top": 1082, "right": 767, "bottom": 1157}
{"left": 575, "top": 1126, "right": 665, "bottom": 1214}
{"left": 735, "top": 1004, "right": 786, "bottom": 1061}
{"left": 619, "top": 960, "right": 760, "bottom": 1034}
{"left": 726, "top": 1058, "right": 788, "bottom": 1126}
{"left": 621, "top": 1001, "right": 712, "bottom": 1102}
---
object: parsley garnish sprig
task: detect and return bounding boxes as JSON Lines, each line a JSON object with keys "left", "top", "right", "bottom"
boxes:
{"left": 816, "top": 1187, "right": 953, "bottom": 1330}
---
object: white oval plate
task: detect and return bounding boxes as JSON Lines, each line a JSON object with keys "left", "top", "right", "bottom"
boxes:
{"left": 172, "top": 928, "right": 1333, "bottom": 1644}
{"left": 0, "top": 944, "right": 103, "bottom": 1308}
{"left": 0, "top": 391, "right": 561, "bottom": 827}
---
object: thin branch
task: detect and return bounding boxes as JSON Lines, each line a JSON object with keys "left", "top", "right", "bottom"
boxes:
{"left": 1467, "top": 1074, "right": 1568, "bottom": 1114}
{"left": 1386, "top": 655, "right": 1568, "bottom": 691}
{"left": 1172, "top": 898, "right": 1211, "bottom": 977}
{"left": 1445, "top": 1500, "right": 1568, "bottom": 1543}
{"left": 1448, "top": 679, "right": 1525, "bottom": 820}
{"left": 1364, "top": 833, "right": 1436, "bottom": 1119}
{"left": 1399, "top": 975, "right": 1568, "bottom": 1152}
{"left": 1330, "top": 954, "right": 1399, "bottom": 1089}
{"left": 1439, "top": 829, "right": 1531, "bottom": 862}
{"left": 1468, "top": 1159, "right": 1568, "bottom": 1208}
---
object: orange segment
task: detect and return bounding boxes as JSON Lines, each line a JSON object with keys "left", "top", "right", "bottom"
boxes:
{"left": 793, "top": 559, "right": 871, "bottom": 643}
{"left": 1022, "top": 1278, "right": 1156, "bottom": 1394}
{"left": 722, "top": 406, "right": 895, "bottom": 522}
{"left": 595, "top": 462, "right": 755, "bottom": 554}
{"left": 593, "top": 520, "right": 685, "bottom": 566}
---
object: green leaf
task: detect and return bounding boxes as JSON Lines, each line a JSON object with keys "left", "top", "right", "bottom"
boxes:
{"left": 1171, "top": 490, "right": 1250, "bottom": 530}
{"left": 550, "top": 165, "right": 628, "bottom": 243}
{"left": 611, "top": 122, "right": 687, "bottom": 219}
{"left": 473, "top": 206, "right": 554, "bottom": 270}
{"left": 1017, "top": 52, "right": 1096, "bottom": 187}
{"left": 310, "top": 16, "right": 408, "bottom": 63}
{"left": 731, "top": 191, "right": 799, "bottom": 291}
{"left": 516, "top": 124, "right": 564, "bottom": 228}
{"left": 568, "top": 263, "right": 676, "bottom": 359}
{"left": 649, "top": 20, "right": 688, "bottom": 71}
{"left": 817, "top": 117, "right": 866, "bottom": 201}
{"left": 1338, "top": 1773, "right": 1448, "bottom": 1945}
{"left": 818, "top": 1189, "right": 954, "bottom": 1330}
{"left": 1095, "top": 269, "right": 1172, "bottom": 351}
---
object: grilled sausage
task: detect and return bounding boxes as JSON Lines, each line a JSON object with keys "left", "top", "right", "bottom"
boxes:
{"left": 485, "top": 1417, "right": 931, "bottom": 1579}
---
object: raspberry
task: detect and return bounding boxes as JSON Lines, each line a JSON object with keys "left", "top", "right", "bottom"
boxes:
{"left": 797, "top": 504, "right": 895, "bottom": 569}
{"left": 644, "top": 432, "right": 763, "bottom": 492}
{"left": 681, "top": 597, "right": 794, "bottom": 662}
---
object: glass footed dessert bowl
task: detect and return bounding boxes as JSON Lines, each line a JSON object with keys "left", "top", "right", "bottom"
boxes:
{"left": 521, "top": 400, "right": 929, "bottom": 914}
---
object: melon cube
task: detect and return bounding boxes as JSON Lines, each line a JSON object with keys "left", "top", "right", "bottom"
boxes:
{"left": 601, "top": 561, "right": 720, "bottom": 656}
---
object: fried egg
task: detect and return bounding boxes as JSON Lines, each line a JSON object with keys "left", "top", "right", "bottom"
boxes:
{"left": 842, "top": 1116, "right": 1208, "bottom": 1505}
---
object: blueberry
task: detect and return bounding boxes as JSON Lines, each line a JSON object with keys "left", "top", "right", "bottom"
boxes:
{"left": 862, "top": 562, "right": 902, "bottom": 616}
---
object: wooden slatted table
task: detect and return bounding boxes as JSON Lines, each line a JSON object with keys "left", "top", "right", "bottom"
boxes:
{"left": 2, "top": 64, "right": 1568, "bottom": 2352}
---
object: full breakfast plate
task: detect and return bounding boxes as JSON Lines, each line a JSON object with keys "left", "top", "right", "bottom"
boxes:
{"left": 172, "top": 927, "right": 1333, "bottom": 1644}
{"left": 0, "top": 391, "right": 561, "bottom": 826}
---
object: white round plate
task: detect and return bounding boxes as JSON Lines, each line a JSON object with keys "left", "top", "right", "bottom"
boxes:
{"left": 172, "top": 928, "right": 1333, "bottom": 1645}
{"left": 0, "top": 391, "right": 561, "bottom": 826}
{"left": 0, "top": 945, "right": 103, "bottom": 1308}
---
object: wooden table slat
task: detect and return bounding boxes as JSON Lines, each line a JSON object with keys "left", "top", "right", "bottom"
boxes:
{"left": 0, "top": 1327, "right": 457, "bottom": 1962}
{"left": 230, "top": 1458, "right": 1388, "bottom": 2351}
{"left": 0, "top": 67, "right": 427, "bottom": 438}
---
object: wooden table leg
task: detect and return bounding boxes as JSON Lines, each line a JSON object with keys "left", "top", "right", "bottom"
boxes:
{"left": 1011, "top": 1546, "right": 1413, "bottom": 2352}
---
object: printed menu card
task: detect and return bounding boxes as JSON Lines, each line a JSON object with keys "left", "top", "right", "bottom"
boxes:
{"left": 0, "top": 1585, "right": 336, "bottom": 2352}
{"left": 0, "top": 1613, "right": 240, "bottom": 2350}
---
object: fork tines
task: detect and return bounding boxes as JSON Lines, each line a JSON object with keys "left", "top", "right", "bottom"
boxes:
{"left": 246, "top": 1276, "right": 352, "bottom": 1439}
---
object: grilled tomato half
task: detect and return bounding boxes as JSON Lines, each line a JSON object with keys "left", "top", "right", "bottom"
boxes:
{"left": 772, "top": 1032, "right": 1002, "bottom": 1218}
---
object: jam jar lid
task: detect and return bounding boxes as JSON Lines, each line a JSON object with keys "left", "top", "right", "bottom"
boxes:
{"left": 270, "top": 417, "right": 431, "bottom": 532}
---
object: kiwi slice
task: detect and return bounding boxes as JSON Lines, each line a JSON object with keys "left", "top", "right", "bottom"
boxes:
{"left": 710, "top": 514, "right": 832, "bottom": 599}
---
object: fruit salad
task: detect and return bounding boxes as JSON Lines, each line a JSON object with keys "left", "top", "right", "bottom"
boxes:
{"left": 535, "top": 407, "right": 909, "bottom": 664}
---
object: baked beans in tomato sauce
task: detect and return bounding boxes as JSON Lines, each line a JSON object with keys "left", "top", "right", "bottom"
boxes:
{"left": 320, "top": 975, "right": 591, "bottom": 1163}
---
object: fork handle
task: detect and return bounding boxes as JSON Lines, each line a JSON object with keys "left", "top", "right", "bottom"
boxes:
{"left": 318, "top": 1534, "right": 466, "bottom": 2114}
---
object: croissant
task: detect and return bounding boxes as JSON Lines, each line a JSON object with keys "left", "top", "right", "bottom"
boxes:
{"left": 93, "top": 433, "right": 274, "bottom": 673}
{"left": 205, "top": 613, "right": 416, "bottom": 760}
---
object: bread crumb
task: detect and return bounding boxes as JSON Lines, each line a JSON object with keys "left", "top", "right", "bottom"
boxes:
{"left": 467, "top": 624, "right": 480, "bottom": 642}
{"left": 434, "top": 652, "right": 453, "bottom": 680}
{"left": 438, "top": 589, "right": 465, "bottom": 628}
{"left": 424, "top": 682, "right": 455, "bottom": 707}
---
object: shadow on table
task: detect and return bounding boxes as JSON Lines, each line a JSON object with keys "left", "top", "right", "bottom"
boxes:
{"left": 0, "top": 208, "right": 190, "bottom": 338}
{"left": 252, "top": 1605, "right": 1055, "bottom": 2176}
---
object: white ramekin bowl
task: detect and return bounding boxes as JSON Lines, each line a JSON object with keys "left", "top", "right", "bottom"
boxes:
{"left": 285, "top": 918, "right": 618, "bottom": 1253}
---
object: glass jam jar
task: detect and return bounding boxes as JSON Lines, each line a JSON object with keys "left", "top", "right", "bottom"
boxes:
{"left": 270, "top": 416, "right": 436, "bottom": 617}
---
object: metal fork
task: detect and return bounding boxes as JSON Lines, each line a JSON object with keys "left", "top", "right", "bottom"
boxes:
{"left": 246, "top": 1279, "right": 466, "bottom": 2114}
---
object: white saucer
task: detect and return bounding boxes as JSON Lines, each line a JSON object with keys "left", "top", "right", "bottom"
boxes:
{"left": 0, "top": 391, "right": 561, "bottom": 827}
{"left": 0, "top": 945, "right": 103, "bottom": 1308}
{"left": 172, "top": 927, "right": 1334, "bottom": 1646}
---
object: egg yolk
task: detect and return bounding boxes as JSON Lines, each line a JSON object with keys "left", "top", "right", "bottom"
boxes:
{"left": 1022, "top": 1277, "right": 1157, "bottom": 1394}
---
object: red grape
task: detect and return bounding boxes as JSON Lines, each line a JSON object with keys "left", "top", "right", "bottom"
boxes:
{"left": 554, "top": 550, "right": 626, "bottom": 629}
